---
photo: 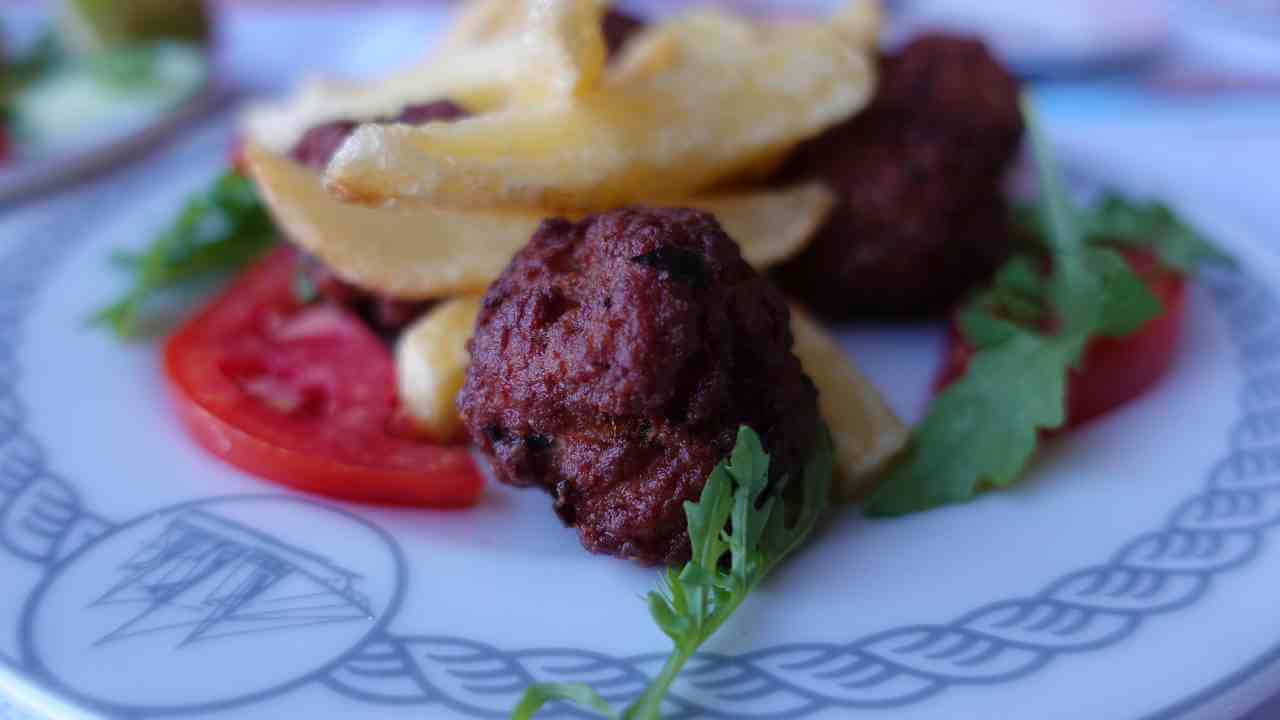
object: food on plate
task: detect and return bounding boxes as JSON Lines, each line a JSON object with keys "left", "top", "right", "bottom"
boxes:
{"left": 86, "top": 0, "right": 1240, "bottom": 714}
{"left": 456, "top": 208, "right": 822, "bottom": 564}
{"left": 60, "top": 0, "right": 210, "bottom": 53}
{"left": 601, "top": 7, "right": 647, "bottom": 57}
{"left": 788, "top": 303, "right": 907, "bottom": 500}
{"left": 163, "top": 246, "right": 483, "bottom": 507}
{"left": 438, "top": 0, "right": 643, "bottom": 58}
{"left": 323, "top": 7, "right": 876, "bottom": 210}
{"left": 288, "top": 99, "right": 469, "bottom": 171}
{"left": 516, "top": 425, "right": 833, "bottom": 720}
{"left": 936, "top": 247, "right": 1187, "bottom": 431}
{"left": 776, "top": 33, "right": 1024, "bottom": 317}
{"left": 391, "top": 272, "right": 901, "bottom": 505}
{"left": 94, "top": 170, "right": 276, "bottom": 337}
{"left": 865, "top": 106, "right": 1231, "bottom": 516}
{"left": 295, "top": 253, "right": 432, "bottom": 336}
{"left": 243, "top": 140, "right": 834, "bottom": 300}
{"left": 396, "top": 295, "right": 483, "bottom": 444}
{"left": 242, "top": 1, "right": 639, "bottom": 157}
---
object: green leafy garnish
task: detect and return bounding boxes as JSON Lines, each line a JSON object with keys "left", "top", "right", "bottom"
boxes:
{"left": 513, "top": 424, "right": 833, "bottom": 720}
{"left": 292, "top": 266, "right": 320, "bottom": 305}
{"left": 90, "top": 43, "right": 169, "bottom": 88}
{"left": 0, "top": 33, "right": 65, "bottom": 110}
{"left": 93, "top": 171, "right": 276, "bottom": 338}
{"left": 1013, "top": 193, "right": 1234, "bottom": 274}
{"left": 865, "top": 96, "right": 1219, "bottom": 517}
{"left": 61, "top": 0, "right": 210, "bottom": 54}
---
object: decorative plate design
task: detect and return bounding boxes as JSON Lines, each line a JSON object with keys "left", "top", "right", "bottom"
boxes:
{"left": 1, "top": 117, "right": 1278, "bottom": 720}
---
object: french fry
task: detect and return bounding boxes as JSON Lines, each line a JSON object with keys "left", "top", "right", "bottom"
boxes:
{"left": 241, "top": 0, "right": 607, "bottom": 154}
{"left": 246, "top": 142, "right": 537, "bottom": 299}
{"left": 245, "top": 142, "right": 833, "bottom": 299}
{"left": 326, "top": 7, "right": 875, "bottom": 211}
{"left": 433, "top": 0, "right": 525, "bottom": 53}
{"left": 789, "top": 303, "right": 907, "bottom": 502}
{"left": 396, "top": 296, "right": 485, "bottom": 443}
{"left": 521, "top": 0, "right": 607, "bottom": 100}
{"left": 832, "top": 0, "right": 883, "bottom": 50}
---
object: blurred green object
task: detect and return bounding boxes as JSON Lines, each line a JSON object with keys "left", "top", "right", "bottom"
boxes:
{"left": 59, "top": 0, "right": 210, "bottom": 54}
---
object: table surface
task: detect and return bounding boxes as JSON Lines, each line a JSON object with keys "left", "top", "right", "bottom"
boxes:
{"left": 2, "top": 1, "right": 1279, "bottom": 718}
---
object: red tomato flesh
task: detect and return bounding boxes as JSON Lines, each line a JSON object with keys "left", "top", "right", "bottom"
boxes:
{"left": 936, "top": 248, "right": 1186, "bottom": 431}
{"left": 163, "top": 247, "right": 483, "bottom": 507}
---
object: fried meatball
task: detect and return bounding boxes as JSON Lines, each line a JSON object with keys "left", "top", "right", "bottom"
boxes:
{"left": 295, "top": 253, "right": 433, "bottom": 337}
{"left": 286, "top": 100, "right": 468, "bottom": 334}
{"left": 777, "top": 33, "right": 1023, "bottom": 317}
{"left": 457, "top": 208, "right": 820, "bottom": 565}
{"left": 602, "top": 8, "right": 646, "bottom": 58}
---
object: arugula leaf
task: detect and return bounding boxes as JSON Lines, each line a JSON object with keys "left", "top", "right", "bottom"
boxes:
{"left": 90, "top": 43, "right": 167, "bottom": 88}
{"left": 865, "top": 332, "right": 1073, "bottom": 515}
{"left": 1089, "top": 247, "right": 1163, "bottom": 338}
{"left": 865, "top": 97, "right": 1166, "bottom": 517}
{"left": 0, "top": 32, "right": 65, "bottom": 110}
{"left": 1014, "top": 193, "right": 1233, "bottom": 275}
{"left": 93, "top": 170, "right": 276, "bottom": 338}
{"left": 292, "top": 266, "right": 319, "bottom": 305}
{"left": 512, "top": 425, "right": 833, "bottom": 720}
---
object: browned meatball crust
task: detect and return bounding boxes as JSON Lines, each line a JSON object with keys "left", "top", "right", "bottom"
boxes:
{"left": 777, "top": 33, "right": 1023, "bottom": 317}
{"left": 602, "top": 8, "right": 646, "bottom": 58}
{"left": 457, "top": 209, "right": 820, "bottom": 565}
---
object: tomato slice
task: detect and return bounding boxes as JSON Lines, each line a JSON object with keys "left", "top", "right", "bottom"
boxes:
{"left": 936, "top": 248, "right": 1186, "bottom": 431}
{"left": 163, "top": 247, "right": 483, "bottom": 507}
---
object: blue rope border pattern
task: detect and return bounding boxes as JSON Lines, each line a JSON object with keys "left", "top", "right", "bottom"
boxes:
{"left": 0, "top": 214, "right": 112, "bottom": 570}
{"left": 321, "top": 270, "right": 1280, "bottom": 718}
{"left": 0, "top": 146, "right": 1277, "bottom": 717}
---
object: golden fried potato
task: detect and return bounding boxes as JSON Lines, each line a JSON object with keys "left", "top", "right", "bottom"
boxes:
{"left": 397, "top": 296, "right": 485, "bottom": 443}
{"left": 241, "top": 0, "right": 607, "bottom": 154}
{"left": 245, "top": 142, "right": 833, "bottom": 299}
{"left": 520, "top": 0, "right": 607, "bottom": 100}
{"left": 695, "top": 184, "right": 834, "bottom": 270}
{"left": 433, "top": 0, "right": 525, "bottom": 53}
{"left": 325, "top": 8, "right": 875, "bottom": 210}
{"left": 833, "top": 0, "right": 883, "bottom": 50}
{"left": 789, "top": 303, "right": 907, "bottom": 502}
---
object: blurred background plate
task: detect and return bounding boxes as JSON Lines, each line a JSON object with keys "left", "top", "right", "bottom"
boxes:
{"left": 0, "top": 5, "right": 216, "bottom": 206}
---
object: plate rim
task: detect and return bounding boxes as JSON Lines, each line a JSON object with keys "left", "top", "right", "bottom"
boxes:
{"left": 1, "top": 118, "right": 1280, "bottom": 720}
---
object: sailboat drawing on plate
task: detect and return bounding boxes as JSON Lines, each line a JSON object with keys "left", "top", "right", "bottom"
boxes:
{"left": 86, "top": 510, "right": 373, "bottom": 650}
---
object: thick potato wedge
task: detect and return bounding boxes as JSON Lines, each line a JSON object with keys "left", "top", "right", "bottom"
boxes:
{"left": 433, "top": 0, "right": 526, "bottom": 53}
{"left": 397, "top": 296, "right": 485, "bottom": 443}
{"left": 833, "top": 0, "right": 883, "bottom": 49}
{"left": 326, "top": 8, "right": 875, "bottom": 211}
{"left": 242, "top": 0, "right": 606, "bottom": 154}
{"left": 694, "top": 186, "right": 835, "bottom": 270}
{"left": 245, "top": 142, "right": 833, "bottom": 299}
{"left": 246, "top": 142, "right": 539, "bottom": 299}
{"left": 520, "top": 0, "right": 607, "bottom": 100}
{"left": 789, "top": 303, "right": 907, "bottom": 502}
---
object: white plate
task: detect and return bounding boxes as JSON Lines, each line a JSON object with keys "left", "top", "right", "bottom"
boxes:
{"left": 1, "top": 116, "right": 1279, "bottom": 720}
